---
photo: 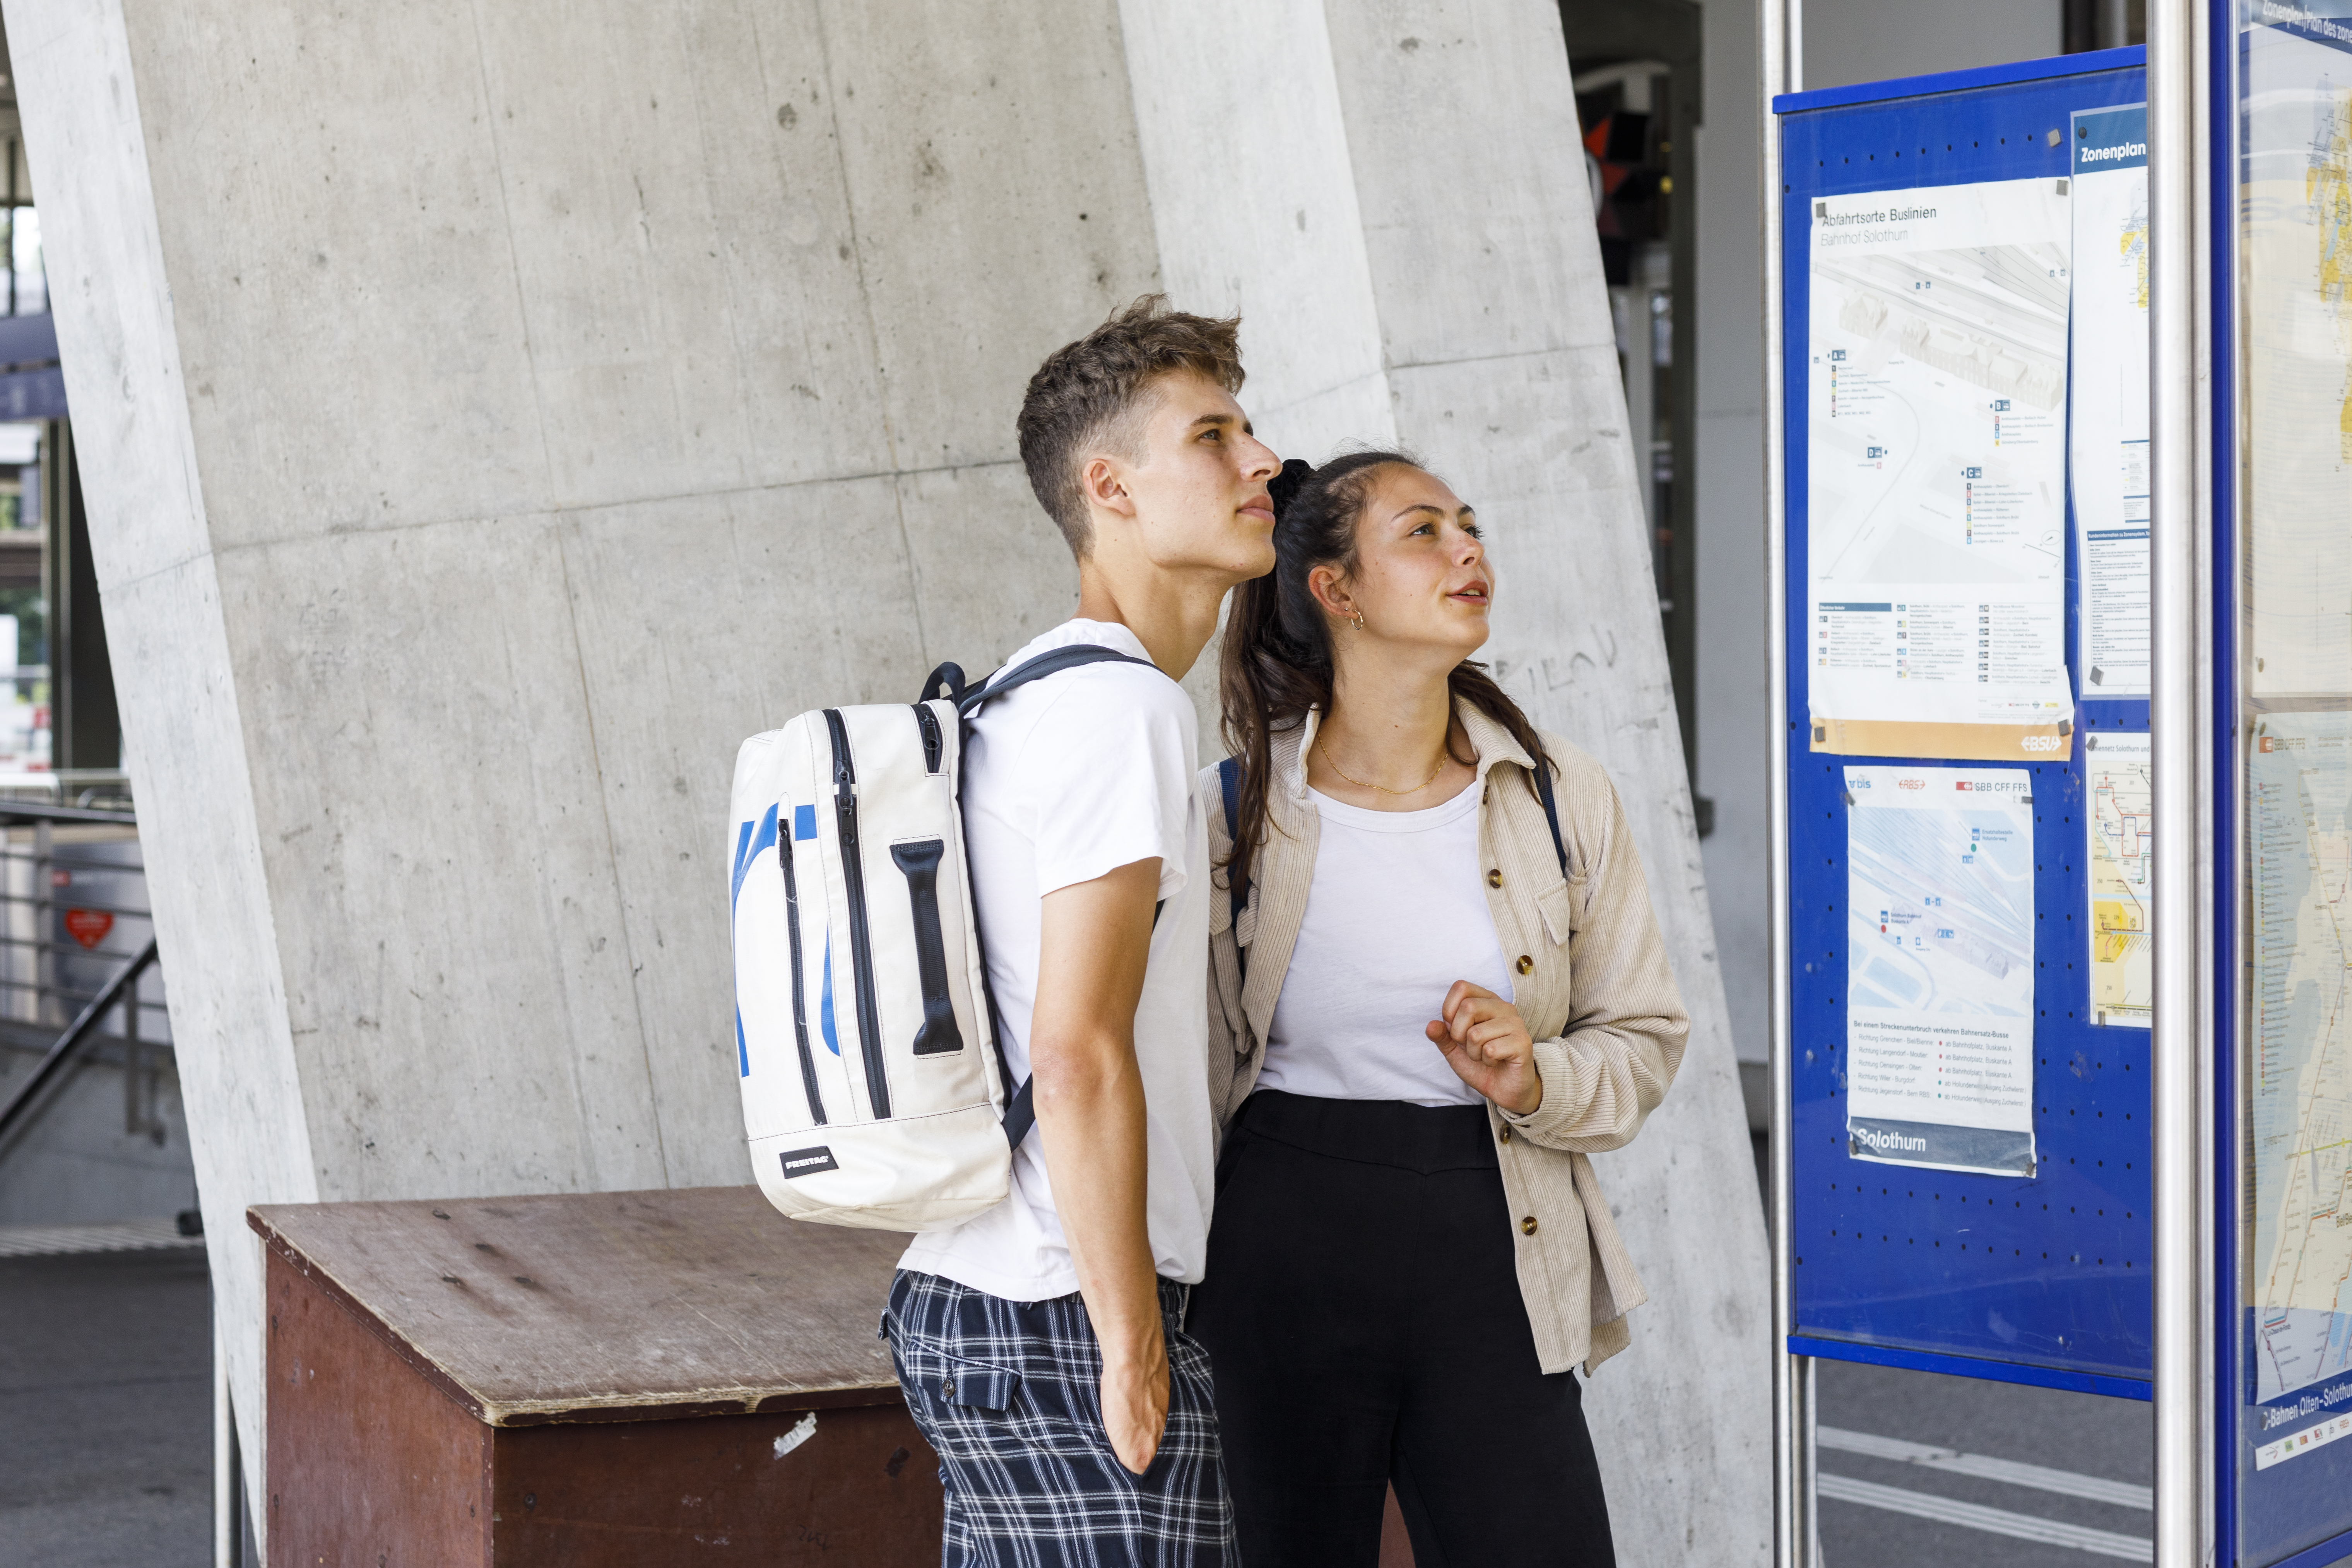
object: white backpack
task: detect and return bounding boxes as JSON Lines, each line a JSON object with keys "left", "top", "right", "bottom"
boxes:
{"left": 727, "top": 646, "right": 1155, "bottom": 1229}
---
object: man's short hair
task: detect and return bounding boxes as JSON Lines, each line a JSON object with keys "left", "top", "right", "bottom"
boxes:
{"left": 1017, "top": 295, "right": 1245, "bottom": 557}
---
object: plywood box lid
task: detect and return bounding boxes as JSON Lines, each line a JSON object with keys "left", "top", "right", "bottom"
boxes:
{"left": 249, "top": 1185, "right": 910, "bottom": 1427}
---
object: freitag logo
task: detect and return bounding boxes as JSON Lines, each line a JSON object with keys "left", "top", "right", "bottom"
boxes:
{"left": 778, "top": 1146, "right": 841, "bottom": 1178}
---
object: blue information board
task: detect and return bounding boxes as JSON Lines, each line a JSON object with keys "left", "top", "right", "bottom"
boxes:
{"left": 1776, "top": 49, "right": 2156, "bottom": 1400}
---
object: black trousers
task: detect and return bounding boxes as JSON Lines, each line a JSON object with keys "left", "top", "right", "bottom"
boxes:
{"left": 1187, "top": 1091, "right": 1616, "bottom": 1568}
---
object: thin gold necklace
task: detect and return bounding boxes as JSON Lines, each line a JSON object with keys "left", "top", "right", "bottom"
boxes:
{"left": 1316, "top": 733, "right": 1451, "bottom": 797}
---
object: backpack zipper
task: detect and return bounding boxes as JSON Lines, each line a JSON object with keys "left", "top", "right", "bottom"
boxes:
{"left": 822, "top": 709, "right": 893, "bottom": 1119}
{"left": 776, "top": 811, "right": 827, "bottom": 1125}
{"left": 913, "top": 703, "right": 943, "bottom": 774}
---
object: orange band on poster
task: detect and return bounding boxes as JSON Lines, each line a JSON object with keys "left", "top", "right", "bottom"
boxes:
{"left": 1808, "top": 716, "right": 2073, "bottom": 763}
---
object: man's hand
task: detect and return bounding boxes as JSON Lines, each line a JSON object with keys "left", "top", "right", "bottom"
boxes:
{"left": 1426, "top": 980, "right": 1543, "bottom": 1115}
{"left": 1100, "top": 1326, "right": 1171, "bottom": 1475}
{"left": 1033, "top": 857, "right": 1169, "bottom": 1474}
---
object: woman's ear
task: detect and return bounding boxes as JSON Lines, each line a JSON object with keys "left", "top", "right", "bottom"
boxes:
{"left": 1306, "top": 563, "right": 1354, "bottom": 624}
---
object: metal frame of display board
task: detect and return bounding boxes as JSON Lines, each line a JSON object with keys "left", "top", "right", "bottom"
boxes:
{"left": 2199, "top": 1, "right": 2352, "bottom": 1564}
{"left": 1768, "top": 3, "right": 2352, "bottom": 1563}
{"left": 2147, "top": 5, "right": 2208, "bottom": 1566}
{"left": 1762, "top": 20, "right": 2178, "bottom": 1568}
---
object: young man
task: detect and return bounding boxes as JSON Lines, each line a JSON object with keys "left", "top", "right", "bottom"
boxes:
{"left": 883, "top": 297, "right": 1278, "bottom": 1564}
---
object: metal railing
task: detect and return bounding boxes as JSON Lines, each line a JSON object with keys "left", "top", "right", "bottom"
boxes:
{"left": 0, "top": 937, "right": 158, "bottom": 1146}
{"left": 0, "top": 795, "right": 169, "bottom": 1151}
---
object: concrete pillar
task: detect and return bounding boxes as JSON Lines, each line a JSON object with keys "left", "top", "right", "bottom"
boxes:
{"left": 16, "top": 0, "right": 1767, "bottom": 1556}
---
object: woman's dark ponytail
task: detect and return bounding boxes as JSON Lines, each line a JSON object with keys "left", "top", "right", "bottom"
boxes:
{"left": 1218, "top": 453, "right": 1554, "bottom": 895}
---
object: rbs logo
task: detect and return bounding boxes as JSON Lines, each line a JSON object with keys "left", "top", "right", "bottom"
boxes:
{"left": 2020, "top": 735, "right": 2065, "bottom": 753}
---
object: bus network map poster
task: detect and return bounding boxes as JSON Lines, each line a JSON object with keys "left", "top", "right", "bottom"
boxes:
{"left": 1807, "top": 179, "right": 2077, "bottom": 761}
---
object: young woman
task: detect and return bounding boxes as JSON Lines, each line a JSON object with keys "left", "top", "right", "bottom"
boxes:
{"left": 1185, "top": 452, "right": 1690, "bottom": 1567}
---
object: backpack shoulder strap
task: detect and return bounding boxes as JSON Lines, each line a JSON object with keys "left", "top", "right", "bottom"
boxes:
{"left": 1217, "top": 756, "right": 1248, "bottom": 982}
{"left": 997, "top": 891, "right": 1166, "bottom": 1149}
{"left": 1531, "top": 752, "right": 1571, "bottom": 881}
{"left": 954, "top": 645, "right": 1157, "bottom": 717}
{"left": 959, "top": 641, "right": 1160, "bottom": 1150}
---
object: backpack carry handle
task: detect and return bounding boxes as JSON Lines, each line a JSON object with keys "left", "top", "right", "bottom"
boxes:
{"left": 920, "top": 663, "right": 969, "bottom": 704}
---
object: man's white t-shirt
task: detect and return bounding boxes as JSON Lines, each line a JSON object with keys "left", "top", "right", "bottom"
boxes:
{"left": 1258, "top": 783, "right": 1516, "bottom": 1108}
{"left": 897, "top": 619, "right": 1216, "bottom": 1301}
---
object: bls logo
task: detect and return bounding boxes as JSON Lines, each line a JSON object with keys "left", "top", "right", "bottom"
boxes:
{"left": 2020, "top": 735, "right": 2065, "bottom": 753}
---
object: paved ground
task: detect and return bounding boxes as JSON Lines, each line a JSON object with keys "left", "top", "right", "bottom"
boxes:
{"left": 0, "top": 1247, "right": 214, "bottom": 1567}
{"left": 1816, "top": 1356, "right": 2154, "bottom": 1566}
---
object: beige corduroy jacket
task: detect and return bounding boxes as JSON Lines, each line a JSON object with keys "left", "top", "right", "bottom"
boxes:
{"left": 1201, "top": 700, "right": 1689, "bottom": 1375}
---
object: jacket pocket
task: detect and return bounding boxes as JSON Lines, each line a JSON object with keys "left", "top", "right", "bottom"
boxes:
{"left": 1537, "top": 881, "right": 1576, "bottom": 946}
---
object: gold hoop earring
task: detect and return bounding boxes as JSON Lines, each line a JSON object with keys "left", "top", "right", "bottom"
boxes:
{"left": 1351, "top": 610, "right": 1366, "bottom": 632}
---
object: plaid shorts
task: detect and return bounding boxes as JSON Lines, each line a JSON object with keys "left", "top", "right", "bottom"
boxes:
{"left": 883, "top": 1269, "right": 1237, "bottom": 1567}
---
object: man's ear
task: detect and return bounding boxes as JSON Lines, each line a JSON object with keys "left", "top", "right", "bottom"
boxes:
{"left": 1080, "top": 453, "right": 1137, "bottom": 525}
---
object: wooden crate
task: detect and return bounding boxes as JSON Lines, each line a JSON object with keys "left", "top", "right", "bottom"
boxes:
{"left": 249, "top": 1186, "right": 941, "bottom": 1564}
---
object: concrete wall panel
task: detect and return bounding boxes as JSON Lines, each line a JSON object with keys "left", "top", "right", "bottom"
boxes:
{"left": 218, "top": 521, "right": 667, "bottom": 1198}
{"left": 121, "top": 0, "right": 551, "bottom": 544}
{"left": 101, "top": 554, "right": 306, "bottom": 1488}
{"left": 891, "top": 460, "right": 1082, "bottom": 677}
{"left": 470, "top": 0, "right": 896, "bottom": 503}
{"left": 1114, "top": 0, "right": 1391, "bottom": 452}
{"left": 818, "top": 0, "right": 1160, "bottom": 474}
{"left": 1801, "top": 0, "right": 2061, "bottom": 92}
{"left": 1323, "top": 0, "right": 1618, "bottom": 367}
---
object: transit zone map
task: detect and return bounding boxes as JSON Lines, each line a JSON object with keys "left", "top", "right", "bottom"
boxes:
{"left": 2248, "top": 715, "right": 2352, "bottom": 1405}
{"left": 2243, "top": 15, "right": 2352, "bottom": 1411}
{"left": 1806, "top": 178, "right": 2075, "bottom": 756}
{"left": 2084, "top": 732, "right": 2152, "bottom": 1027}
{"left": 1844, "top": 767, "right": 2037, "bottom": 1176}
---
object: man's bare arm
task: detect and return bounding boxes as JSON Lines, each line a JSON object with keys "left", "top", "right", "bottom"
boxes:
{"left": 1031, "top": 856, "right": 1165, "bottom": 1474}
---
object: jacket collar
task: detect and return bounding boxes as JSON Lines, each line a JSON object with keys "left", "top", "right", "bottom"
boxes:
{"left": 1273, "top": 694, "right": 1537, "bottom": 803}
